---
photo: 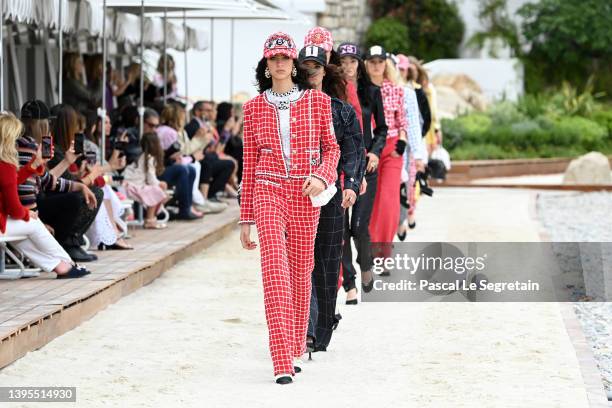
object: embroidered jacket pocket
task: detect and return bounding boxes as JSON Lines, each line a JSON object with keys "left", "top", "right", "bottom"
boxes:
{"left": 255, "top": 179, "right": 281, "bottom": 187}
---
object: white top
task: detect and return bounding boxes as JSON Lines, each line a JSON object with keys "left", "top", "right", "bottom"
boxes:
{"left": 122, "top": 155, "right": 160, "bottom": 186}
{"left": 265, "top": 84, "right": 303, "bottom": 168}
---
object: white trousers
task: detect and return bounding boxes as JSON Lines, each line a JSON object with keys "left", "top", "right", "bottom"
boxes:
{"left": 190, "top": 161, "right": 205, "bottom": 205}
{"left": 2, "top": 217, "right": 72, "bottom": 272}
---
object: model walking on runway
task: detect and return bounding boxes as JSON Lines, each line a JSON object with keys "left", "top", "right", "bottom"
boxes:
{"left": 298, "top": 44, "right": 365, "bottom": 353}
{"left": 239, "top": 32, "right": 340, "bottom": 384}
{"left": 366, "top": 46, "right": 408, "bottom": 264}
{"left": 337, "top": 42, "right": 388, "bottom": 301}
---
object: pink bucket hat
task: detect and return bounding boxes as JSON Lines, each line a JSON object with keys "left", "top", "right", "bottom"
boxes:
{"left": 304, "top": 27, "right": 333, "bottom": 52}
{"left": 263, "top": 32, "right": 297, "bottom": 59}
{"left": 397, "top": 54, "right": 410, "bottom": 70}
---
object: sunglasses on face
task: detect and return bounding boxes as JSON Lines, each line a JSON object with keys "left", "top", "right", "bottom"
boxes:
{"left": 145, "top": 122, "right": 159, "bottom": 128}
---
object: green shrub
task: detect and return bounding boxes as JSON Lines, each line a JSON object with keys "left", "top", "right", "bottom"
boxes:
{"left": 441, "top": 114, "right": 492, "bottom": 150}
{"left": 364, "top": 17, "right": 410, "bottom": 54}
{"left": 367, "top": 0, "right": 466, "bottom": 61}
{"left": 517, "top": 94, "right": 549, "bottom": 118}
{"left": 444, "top": 101, "right": 610, "bottom": 160}
{"left": 487, "top": 100, "right": 527, "bottom": 126}
{"left": 456, "top": 114, "right": 492, "bottom": 142}
{"left": 450, "top": 143, "right": 512, "bottom": 160}
{"left": 550, "top": 117, "right": 607, "bottom": 150}
{"left": 440, "top": 118, "right": 463, "bottom": 150}
{"left": 591, "top": 108, "right": 612, "bottom": 137}
{"left": 509, "top": 120, "right": 550, "bottom": 149}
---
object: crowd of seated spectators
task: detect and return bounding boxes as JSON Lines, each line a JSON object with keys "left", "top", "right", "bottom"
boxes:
{"left": 0, "top": 53, "right": 244, "bottom": 279}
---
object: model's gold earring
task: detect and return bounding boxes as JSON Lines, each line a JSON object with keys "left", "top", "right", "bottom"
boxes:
{"left": 291, "top": 66, "right": 297, "bottom": 77}
{"left": 265, "top": 67, "right": 271, "bottom": 78}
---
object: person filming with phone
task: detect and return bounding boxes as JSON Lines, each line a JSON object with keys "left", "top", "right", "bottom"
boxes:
{"left": 17, "top": 100, "right": 102, "bottom": 263}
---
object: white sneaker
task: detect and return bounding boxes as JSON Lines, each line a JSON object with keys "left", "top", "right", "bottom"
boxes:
{"left": 195, "top": 200, "right": 227, "bottom": 214}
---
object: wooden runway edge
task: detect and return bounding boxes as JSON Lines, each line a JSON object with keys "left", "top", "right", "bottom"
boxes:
{"left": 0, "top": 217, "right": 238, "bottom": 370}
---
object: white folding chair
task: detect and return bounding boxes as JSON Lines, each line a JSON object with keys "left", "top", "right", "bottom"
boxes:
{"left": 0, "top": 236, "right": 41, "bottom": 279}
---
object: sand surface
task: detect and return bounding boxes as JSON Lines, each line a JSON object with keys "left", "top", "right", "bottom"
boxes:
{"left": 0, "top": 188, "right": 591, "bottom": 407}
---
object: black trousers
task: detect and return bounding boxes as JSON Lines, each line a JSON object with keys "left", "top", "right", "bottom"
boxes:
{"left": 341, "top": 170, "right": 378, "bottom": 291}
{"left": 307, "top": 187, "right": 344, "bottom": 350}
{"left": 200, "top": 152, "right": 235, "bottom": 198}
{"left": 37, "top": 187, "right": 104, "bottom": 248}
{"left": 223, "top": 137, "right": 243, "bottom": 182}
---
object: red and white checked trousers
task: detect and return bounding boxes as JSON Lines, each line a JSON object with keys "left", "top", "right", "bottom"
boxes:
{"left": 370, "top": 136, "right": 403, "bottom": 246}
{"left": 254, "top": 178, "right": 320, "bottom": 376}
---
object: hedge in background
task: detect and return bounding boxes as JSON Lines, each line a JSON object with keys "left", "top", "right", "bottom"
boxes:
{"left": 364, "top": 17, "right": 410, "bottom": 55}
{"left": 518, "top": 0, "right": 612, "bottom": 96}
{"left": 442, "top": 95, "right": 612, "bottom": 160}
{"left": 366, "top": 0, "right": 465, "bottom": 60}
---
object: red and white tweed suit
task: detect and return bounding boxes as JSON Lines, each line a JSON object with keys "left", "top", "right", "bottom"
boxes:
{"left": 240, "top": 89, "right": 340, "bottom": 376}
{"left": 369, "top": 80, "right": 407, "bottom": 248}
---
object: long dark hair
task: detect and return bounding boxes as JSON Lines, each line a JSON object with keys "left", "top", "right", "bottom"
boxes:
{"left": 140, "top": 132, "right": 164, "bottom": 176}
{"left": 322, "top": 64, "right": 347, "bottom": 101}
{"left": 356, "top": 59, "right": 375, "bottom": 108}
{"left": 216, "top": 102, "right": 233, "bottom": 134}
{"left": 255, "top": 57, "right": 312, "bottom": 94}
{"left": 50, "top": 104, "right": 79, "bottom": 152}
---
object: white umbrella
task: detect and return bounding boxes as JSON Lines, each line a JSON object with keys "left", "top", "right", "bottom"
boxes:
{"left": 160, "top": 3, "right": 294, "bottom": 102}
{"left": 104, "top": 0, "right": 247, "bottom": 150}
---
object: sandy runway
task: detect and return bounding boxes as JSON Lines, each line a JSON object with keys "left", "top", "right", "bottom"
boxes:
{"left": 0, "top": 188, "right": 591, "bottom": 407}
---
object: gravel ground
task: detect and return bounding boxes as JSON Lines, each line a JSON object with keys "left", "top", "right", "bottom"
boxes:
{"left": 537, "top": 191, "right": 612, "bottom": 393}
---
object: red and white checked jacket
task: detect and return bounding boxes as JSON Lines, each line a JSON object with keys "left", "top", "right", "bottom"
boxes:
{"left": 239, "top": 89, "right": 340, "bottom": 225}
{"left": 380, "top": 79, "right": 407, "bottom": 138}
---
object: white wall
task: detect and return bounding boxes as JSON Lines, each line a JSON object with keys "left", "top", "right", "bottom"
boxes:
{"left": 424, "top": 58, "right": 524, "bottom": 102}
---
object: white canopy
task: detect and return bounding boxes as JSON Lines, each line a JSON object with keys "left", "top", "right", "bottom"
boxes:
{"left": 66, "top": 0, "right": 209, "bottom": 50}
{"left": 0, "top": 0, "right": 208, "bottom": 50}
{"left": 2, "top": 0, "right": 71, "bottom": 30}
{"left": 105, "top": 0, "right": 250, "bottom": 13}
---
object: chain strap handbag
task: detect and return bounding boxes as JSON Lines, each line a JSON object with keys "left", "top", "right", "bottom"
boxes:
{"left": 308, "top": 90, "right": 337, "bottom": 207}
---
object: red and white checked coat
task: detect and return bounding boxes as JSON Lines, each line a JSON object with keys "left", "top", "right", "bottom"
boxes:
{"left": 239, "top": 89, "right": 340, "bottom": 224}
{"left": 380, "top": 79, "right": 407, "bottom": 138}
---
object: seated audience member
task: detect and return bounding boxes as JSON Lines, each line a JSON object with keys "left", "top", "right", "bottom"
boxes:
{"left": 116, "top": 63, "right": 158, "bottom": 109}
{"left": 18, "top": 101, "right": 101, "bottom": 262}
{"left": 62, "top": 53, "right": 101, "bottom": 113}
{"left": 110, "top": 105, "right": 142, "bottom": 166}
{"left": 155, "top": 105, "right": 203, "bottom": 221}
{"left": 215, "top": 102, "right": 244, "bottom": 183}
{"left": 0, "top": 112, "right": 90, "bottom": 279}
{"left": 152, "top": 55, "right": 178, "bottom": 100}
{"left": 162, "top": 101, "right": 225, "bottom": 214}
{"left": 79, "top": 111, "right": 131, "bottom": 250}
{"left": 185, "top": 101, "right": 235, "bottom": 207}
{"left": 122, "top": 132, "right": 169, "bottom": 229}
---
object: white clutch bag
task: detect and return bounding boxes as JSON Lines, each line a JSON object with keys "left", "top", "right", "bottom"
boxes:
{"left": 307, "top": 90, "right": 336, "bottom": 208}
{"left": 309, "top": 181, "right": 337, "bottom": 207}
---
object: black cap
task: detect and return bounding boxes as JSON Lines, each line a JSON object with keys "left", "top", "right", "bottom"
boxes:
{"left": 337, "top": 42, "right": 362, "bottom": 61}
{"left": 21, "top": 100, "right": 51, "bottom": 120}
{"left": 365, "top": 45, "right": 387, "bottom": 60}
{"left": 298, "top": 45, "right": 327, "bottom": 67}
